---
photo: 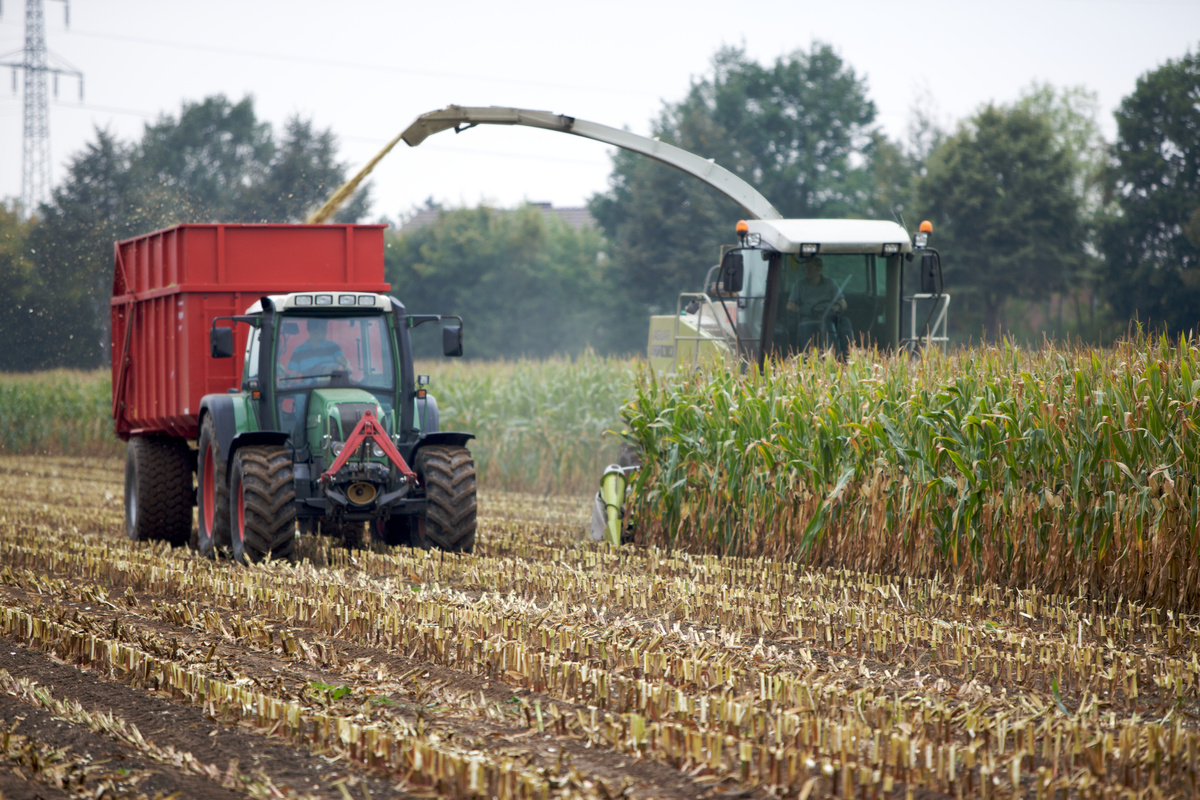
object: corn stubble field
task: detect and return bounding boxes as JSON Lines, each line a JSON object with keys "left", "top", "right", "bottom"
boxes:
{"left": 2, "top": 340, "right": 1200, "bottom": 799}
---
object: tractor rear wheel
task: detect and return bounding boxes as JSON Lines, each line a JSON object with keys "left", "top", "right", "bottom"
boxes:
{"left": 125, "top": 436, "right": 192, "bottom": 546}
{"left": 416, "top": 445, "right": 476, "bottom": 553}
{"left": 194, "top": 415, "right": 231, "bottom": 556}
{"left": 229, "top": 446, "right": 297, "bottom": 564}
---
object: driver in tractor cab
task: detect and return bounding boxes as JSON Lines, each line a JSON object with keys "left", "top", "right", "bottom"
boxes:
{"left": 786, "top": 256, "right": 851, "bottom": 360}
{"left": 286, "top": 319, "right": 350, "bottom": 383}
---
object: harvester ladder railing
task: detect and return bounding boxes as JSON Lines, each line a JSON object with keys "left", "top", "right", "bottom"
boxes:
{"left": 672, "top": 292, "right": 740, "bottom": 374}
{"left": 904, "top": 293, "right": 951, "bottom": 352}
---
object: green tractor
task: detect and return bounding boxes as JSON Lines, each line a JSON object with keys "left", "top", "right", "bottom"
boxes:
{"left": 196, "top": 291, "right": 476, "bottom": 562}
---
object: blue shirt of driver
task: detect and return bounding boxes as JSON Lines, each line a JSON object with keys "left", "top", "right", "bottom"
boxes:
{"left": 288, "top": 340, "right": 346, "bottom": 375}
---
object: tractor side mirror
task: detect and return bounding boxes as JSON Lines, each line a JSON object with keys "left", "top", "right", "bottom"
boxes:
{"left": 442, "top": 324, "right": 463, "bottom": 358}
{"left": 920, "top": 253, "right": 938, "bottom": 294}
{"left": 210, "top": 326, "right": 234, "bottom": 358}
{"left": 720, "top": 251, "right": 744, "bottom": 293}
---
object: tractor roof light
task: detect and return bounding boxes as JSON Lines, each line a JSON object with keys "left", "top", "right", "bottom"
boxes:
{"left": 315, "top": 294, "right": 333, "bottom": 306}
{"left": 882, "top": 243, "right": 900, "bottom": 255}
{"left": 294, "top": 295, "right": 313, "bottom": 306}
{"left": 338, "top": 294, "right": 356, "bottom": 306}
{"left": 800, "top": 243, "right": 820, "bottom": 256}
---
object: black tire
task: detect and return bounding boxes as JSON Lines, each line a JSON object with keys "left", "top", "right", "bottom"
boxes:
{"left": 229, "top": 446, "right": 297, "bottom": 564}
{"left": 195, "top": 415, "right": 231, "bottom": 556}
{"left": 416, "top": 445, "right": 476, "bottom": 553}
{"left": 125, "top": 436, "right": 193, "bottom": 546}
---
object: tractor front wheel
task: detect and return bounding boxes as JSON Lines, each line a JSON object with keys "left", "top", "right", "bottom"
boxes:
{"left": 229, "top": 446, "right": 297, "bottom": 564}
{"left": 416, "top": 445, "right": 476, "bottom": 553}
{"left": 125, "top": 436, "right": 192, "bottom": 546}
{"left": 194, "top": 415, "right": 231, "bottom": 556}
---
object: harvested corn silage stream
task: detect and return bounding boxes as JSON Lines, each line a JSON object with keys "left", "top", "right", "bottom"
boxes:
{"left": 1, "top": 456, "right": 1199, "bottom": 799}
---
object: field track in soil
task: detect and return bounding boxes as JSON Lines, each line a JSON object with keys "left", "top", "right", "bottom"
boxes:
{"left": 1, "top": 455, "right": 1198, "bottom": 799}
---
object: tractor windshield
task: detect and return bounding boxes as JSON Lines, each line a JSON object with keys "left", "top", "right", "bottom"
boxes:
{"left": 274, "top": 314, "right": 396, "bottom": 439}
{"left": 275, "top": 315, "right": 395, "bottom": 391}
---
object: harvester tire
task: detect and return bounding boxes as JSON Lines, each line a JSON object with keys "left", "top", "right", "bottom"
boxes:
{"left": 125, "top": 436, "right": 192, "bottom": 546}
{"left": 229, "top": 446, "right": 297, "bottom": 564}
{"left": 195, "top": 415, "right": 231, "bottom": 556}
{"left": 416, "top": 445, "right": 476, "bottom": 553}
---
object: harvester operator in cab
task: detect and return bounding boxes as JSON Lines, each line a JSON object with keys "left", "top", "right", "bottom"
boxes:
{"left": 785, "top": 256, "right": 851, "bottom": 360}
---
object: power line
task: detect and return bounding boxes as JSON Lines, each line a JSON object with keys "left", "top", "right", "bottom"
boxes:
{"left": 61, "top": 28, "right": 653, "bottom": 100}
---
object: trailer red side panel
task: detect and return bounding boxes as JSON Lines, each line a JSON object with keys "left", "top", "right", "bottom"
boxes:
{"left": 110, "top": 224, "right": 390, "bottom": 440}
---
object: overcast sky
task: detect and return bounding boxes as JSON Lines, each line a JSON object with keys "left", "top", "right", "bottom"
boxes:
{"left": 1, "top": 0, "right": 1197, "bottom": 221}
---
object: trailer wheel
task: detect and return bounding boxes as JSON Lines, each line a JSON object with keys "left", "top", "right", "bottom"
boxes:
{"left": 229, "top": 446, "right": 297, "bottom": 564}
{"left": 416, "top": 445, "right": 476, "bottom": 553}
{"left": 195, "top": 415, "right": 231, "bottom": 556}
{"left": 125, "top": 436, "right": 192, "bottom": 546}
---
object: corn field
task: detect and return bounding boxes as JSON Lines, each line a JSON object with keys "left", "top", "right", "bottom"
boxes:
{"left": 2, "top": 454, "right": 1200, "bottom": 798}
{"left": 0, "top": 352, "right": 633, "bottom": 494}
{"left": 622, "top": 335, "right": 1200, "bottom": 611}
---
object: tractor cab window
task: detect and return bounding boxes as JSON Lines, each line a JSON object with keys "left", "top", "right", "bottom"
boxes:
{"left": 242, "top": 326, "right": 261, "bottom": 388}
{"left": 274, "top": 315, "right": 396, "bottom": 439}
{"left": 275, "top": 315, "right": 395, "bottom": 391}
{"left": 770, "top": 253, "right": 881, "bottom": 359}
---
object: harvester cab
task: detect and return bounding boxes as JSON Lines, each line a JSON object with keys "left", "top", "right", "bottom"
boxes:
{"left": 649, "top": 218, "right": 949, "bottom": 374}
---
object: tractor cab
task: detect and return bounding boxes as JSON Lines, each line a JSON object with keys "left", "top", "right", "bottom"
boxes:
{"left": 648, "top": 219, "right": 948, "bottom": 374}
{"left": 203, "top": 289, "right": 474, "bottom": 557}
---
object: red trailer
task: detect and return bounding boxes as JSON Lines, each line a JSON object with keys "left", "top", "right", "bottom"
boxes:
{"left": 110, "top": 224, "right": 389, "bottom": 441}
{"left": 112, "top": 222, "right": 475, "bottom": 560}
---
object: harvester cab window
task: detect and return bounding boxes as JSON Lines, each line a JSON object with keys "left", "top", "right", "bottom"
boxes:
{"left": 770, "top": 253, "right": 880, "bottom": 358}
{"left": 735, "top": 249, "right": 771, "bottom": 358}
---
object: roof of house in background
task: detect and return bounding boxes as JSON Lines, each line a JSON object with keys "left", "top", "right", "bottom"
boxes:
{"left": 396, "top": 202, "right": 595, "bottom": 234}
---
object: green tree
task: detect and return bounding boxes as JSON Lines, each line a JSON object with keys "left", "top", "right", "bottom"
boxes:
{"left": 133, "top": 95, "right": 273, "bottom": 221}
{"left": 0, "top": 201, "right": 40, "bottom": 371}
{"left": 590, "top": 44, "right": 880, "bottom": 351}
{"left": 238, "top": 116, "right": 370, "bottom": 223}
{"left": 1010, "top": 82, "right": 1110, "bottom": 339}
{"left": 386, "top": 204, "right": 610, "bottom": 360}
{"left": 1099, "top": 48, "right": 1200, "bottom": 333}
{"left": 3, "top": 96, "right": 370, "bottom": 370}
{"left": 919, "top": 105, "right": 1084, "bottom": 341}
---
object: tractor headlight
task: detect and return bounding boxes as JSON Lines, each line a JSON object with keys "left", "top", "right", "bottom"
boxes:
{"left": 370, "top": 442, "right": 385, "bottom": 458}
{"left": 331, "top": 440, "right": 345, "bottom": 456}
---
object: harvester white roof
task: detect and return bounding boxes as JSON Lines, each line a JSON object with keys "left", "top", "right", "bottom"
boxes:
{"left": 746, "top": 219, "right": 913, "bottom": 255}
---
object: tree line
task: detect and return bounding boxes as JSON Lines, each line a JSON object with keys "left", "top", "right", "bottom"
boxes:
{"left": 1, "top": 43, "right": 1197, "bottom": 369}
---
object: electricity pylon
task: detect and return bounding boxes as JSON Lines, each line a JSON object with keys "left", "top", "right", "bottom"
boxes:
{"left": 0, "top": 0, "right": 83, "bottom": 214}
